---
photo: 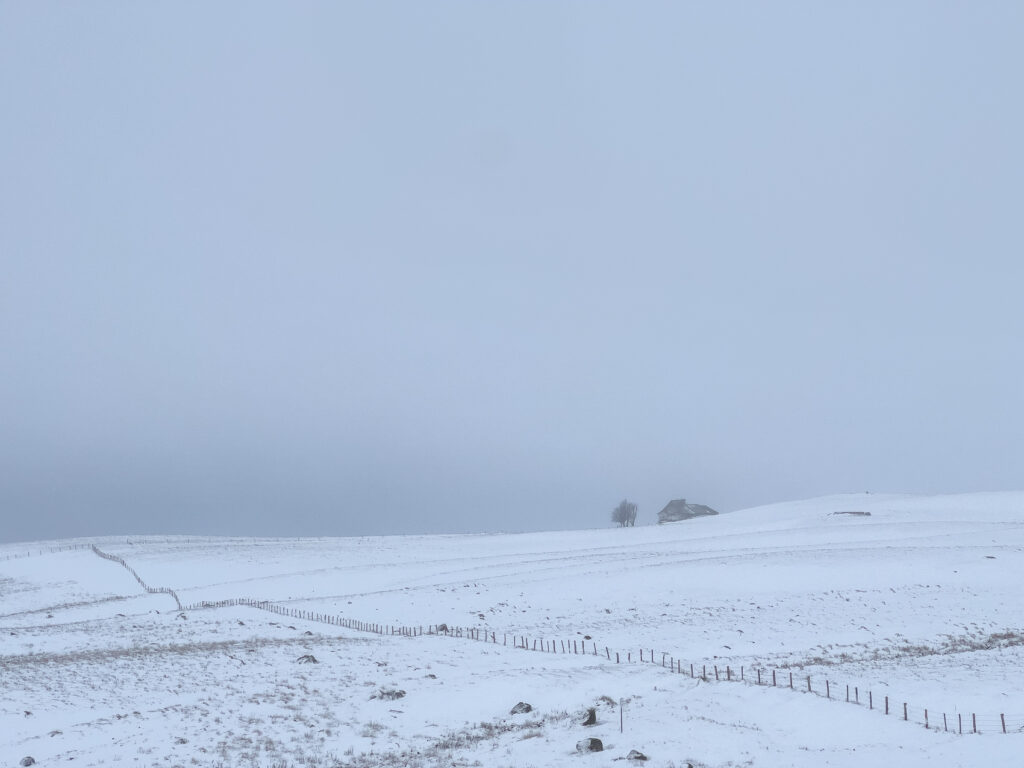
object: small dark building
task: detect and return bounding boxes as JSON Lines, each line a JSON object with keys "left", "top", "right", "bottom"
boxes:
{"left": 657, "top": 498, "right": 718, "bottom": 524}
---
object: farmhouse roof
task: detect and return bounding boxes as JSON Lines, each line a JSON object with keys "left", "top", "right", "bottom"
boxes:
{"left": 657, "top": 498, "right": 719, "bottom": 524}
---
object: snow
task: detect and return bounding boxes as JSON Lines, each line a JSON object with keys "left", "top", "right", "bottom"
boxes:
{"left": 2, "top": 491, "right": 1023, "bottom": 766}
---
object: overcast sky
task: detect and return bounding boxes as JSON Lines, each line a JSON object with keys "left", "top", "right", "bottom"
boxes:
{"left": 2, "top": 2, "right": 1022, "bottom": 543}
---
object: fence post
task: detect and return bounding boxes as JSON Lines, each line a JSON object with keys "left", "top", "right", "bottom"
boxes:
{"left": 973, "top": 713, "right": 977, "bottom": 734}
{"left": 772, "top": 670, "right": 776, "bottom": 687}
{"left": 869, "top": 691, "right": 873, "bottom": 710}
{"left": 757, "top": 669, "right": 761, "bottom": 685}
{"left": 691, "top": 663, "right": 694, "bottom": 678}
{"left": 925, "top": 709, "right": 929, "bottom": 729}
{"left": 885, "top": 696, "right": 889, "bottom": 716}
{"left": 958, "top": 713, "right": 962, "bottom": 735}
{"left": 1002, "top": 714, "right": 1006, "bottom": 734}
{"left": 789, "top": 672, "right": 793, "bottom": 689}
{"left": 616, "top": 653, "right": 620, "bottom": 663}
{"left": 715, "top": 666, "right": 719, "bottom": 681}
{"left": 903, "top": 703, "right": 907, "bottom": 721}
{"left": 726, "top": 666, "right": 731, "bottom": 681}
{"left": 944, "top": 713, "right": 948, "bottom": 732}
{"left": 807, "top": 676, "right": 811, "bottom": 693}
{"left": 826, "top": 680, "right": 830, "bottom": 699}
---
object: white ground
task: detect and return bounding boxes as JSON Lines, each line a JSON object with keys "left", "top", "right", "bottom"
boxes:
{"left": 2, "top": 491, "right": 1023, "bottom": 767}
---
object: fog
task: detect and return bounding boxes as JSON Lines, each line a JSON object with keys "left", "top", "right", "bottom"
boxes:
{"left": 2, "top": 2, "right": 1022, "bottom": 542}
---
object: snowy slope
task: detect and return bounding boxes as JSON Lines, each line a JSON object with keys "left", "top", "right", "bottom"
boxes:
{"left": 2, "top": 492, "right": 1022, "bottom": 767}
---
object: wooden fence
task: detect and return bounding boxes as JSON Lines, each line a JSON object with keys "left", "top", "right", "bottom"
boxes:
{"left": 0, "top": 543, "right": 91, "bottom": 562}
{"left": 80, "top": 545, "right": 1022, "bottom": 738}
{"left": 91, "top": 545, "right": 183, "bottom": 610}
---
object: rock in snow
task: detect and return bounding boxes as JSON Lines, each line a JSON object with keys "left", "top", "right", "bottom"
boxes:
{"left": 576, "top": 738, "right": 603, "bottom": 753}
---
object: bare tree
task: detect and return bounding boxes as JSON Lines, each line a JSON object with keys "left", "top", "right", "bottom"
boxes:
{"left": 611, "top": 499, "right": 638, "bottom": 527}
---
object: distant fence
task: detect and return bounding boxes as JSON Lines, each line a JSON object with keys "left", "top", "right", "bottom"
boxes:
{"left": 182, "top": 596, "right": 1023, "bottom": 737}
{"left": 0, "top": 543, "right": 91, "bottom": 562}
{"left": 90, "top": 545, "right": 182, "bottom": 610}
{"left": 80, "top": 546, "right": 1021, "bottom": 738}
{"left": 185, "top": 597, "right": 433, "bottom": 636}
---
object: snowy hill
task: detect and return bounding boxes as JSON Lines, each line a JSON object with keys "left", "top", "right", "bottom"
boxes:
{"left": 2, "top": 492, "right": 1023, "bottom": 767}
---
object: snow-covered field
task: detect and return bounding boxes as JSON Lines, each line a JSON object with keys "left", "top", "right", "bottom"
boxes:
{"left": 2, "top": 492, "right": 1023, "bottom": 767}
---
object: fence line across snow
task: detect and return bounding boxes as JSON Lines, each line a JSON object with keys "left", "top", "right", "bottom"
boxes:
{"left": 180, "top": 595, "right": 1022, "bottom": 738}
{"left": 90, "top": 545, "right": 183, "bottom": 610}
{"left": 81, "top": 545, "right": 1020, "bottom": 740}
{"left": 0, "top": 543, "right": 92, "bottom": 562}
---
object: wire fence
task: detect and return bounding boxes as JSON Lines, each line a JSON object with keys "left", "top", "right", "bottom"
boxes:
{"left": 0, "top": 537, "right": 310, "bottom": 562}
{"left": 78, "top": 546, "right": 1024, "bottom": 738}
{"left": 91, "top": 545, "right": 183, "bottom": 610}
{"left": 0, "top": 543, "right": 92, "bottom": 562}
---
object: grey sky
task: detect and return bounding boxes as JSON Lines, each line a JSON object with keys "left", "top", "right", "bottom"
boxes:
{"left": 2, "top": 3, "right": 1022, "bottom": 543}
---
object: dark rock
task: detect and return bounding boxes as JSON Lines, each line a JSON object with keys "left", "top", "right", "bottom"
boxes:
{"left": 582, "top": 707, "right": 597, "bottom": 726}
{"left": 626, "top": 750, "right": 649, "bottom": 761}
{"left": 576, "top": 738, "right": 603, "bottom": 753}
{"left": 510, "top": 701, "right": 533, "bottom": 715}
{"left": 437, "top": 623, "right": 449, "bottom": 633}
{"left": 296, "top": 654, "right": 319, "bottom": 664}
{"left": 20, "top": 758, "right": 36, "bottom": 767}
{"left": 372, "top": 688, "right": 406, "bottom": 700}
